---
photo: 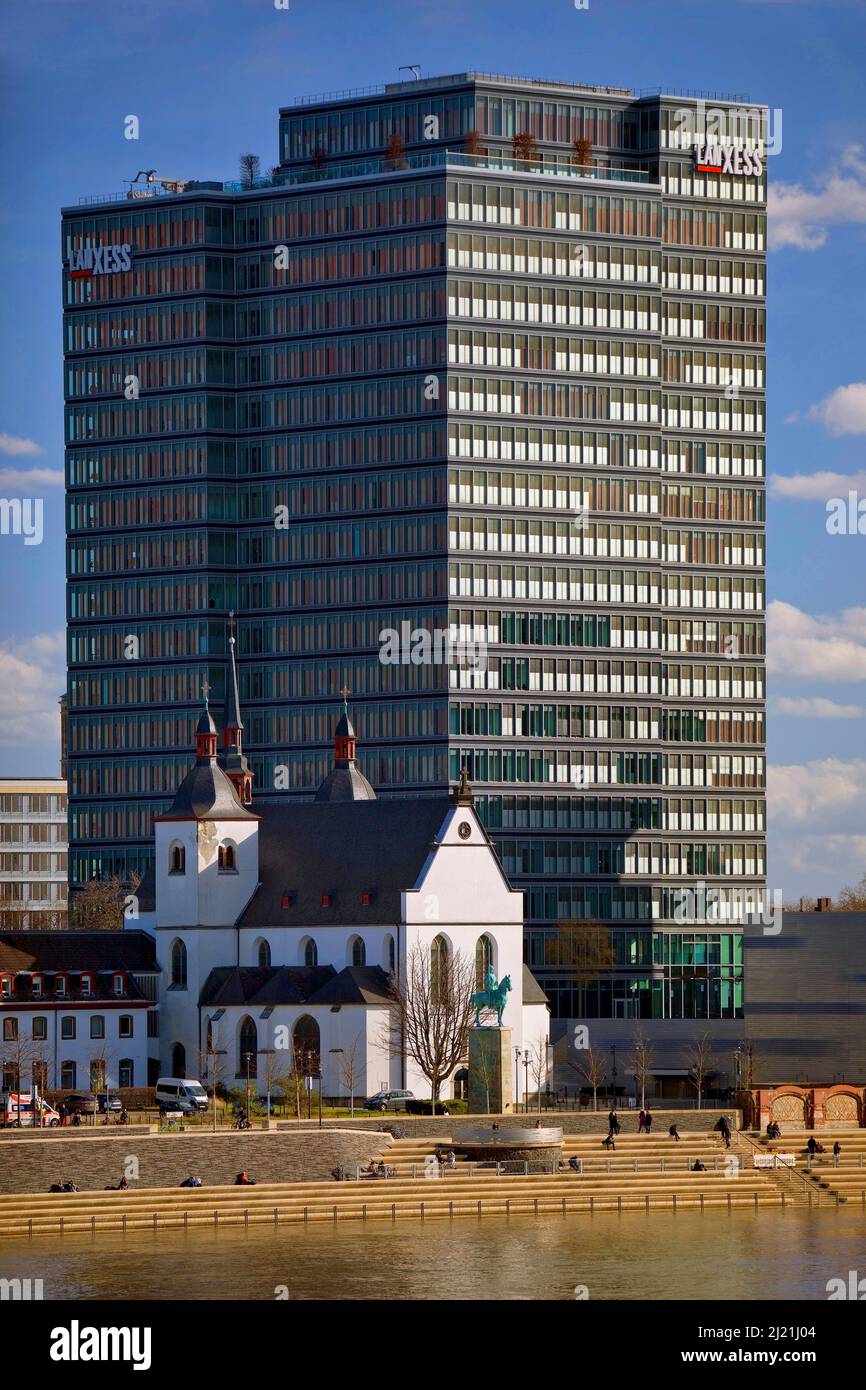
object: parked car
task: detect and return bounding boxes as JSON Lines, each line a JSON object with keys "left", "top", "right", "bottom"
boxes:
{"left": 365, "top": 1089, "right": 414, "bottom": 1113}
{"left": 96, "top": 1093, "right": 123, "bottom": 1113}
{"left": 64, "top": 1092, "right": 97, "bottom": 1116}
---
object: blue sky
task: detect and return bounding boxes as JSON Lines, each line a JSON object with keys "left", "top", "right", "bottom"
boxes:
{"left": 1, "top": 0, "right": 865, "bottom": 899}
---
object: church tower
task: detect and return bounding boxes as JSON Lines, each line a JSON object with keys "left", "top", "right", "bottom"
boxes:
{"left": 314, "top": 688, "right": 376, "bottom": 802}
{"left": 217, "top": 612, "right": 253, "bottom": 806}
{"left": 154, "top": 685, "right": 259, "bottom": 929}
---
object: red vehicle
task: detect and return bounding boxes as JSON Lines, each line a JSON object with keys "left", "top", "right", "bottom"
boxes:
{"left": 0, "top": 1091, "right": 61, "bottom": 1128}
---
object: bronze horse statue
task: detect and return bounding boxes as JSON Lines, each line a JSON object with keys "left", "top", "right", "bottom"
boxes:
{"left": 470, "top": 973, "right": 512, "bottom": 1027}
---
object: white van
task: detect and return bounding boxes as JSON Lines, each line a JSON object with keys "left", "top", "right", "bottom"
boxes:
{"left": 155, "top": 1077, "right": 209, "bottom": 1114}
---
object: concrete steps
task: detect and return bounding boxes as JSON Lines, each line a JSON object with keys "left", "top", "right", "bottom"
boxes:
{"left": 0, "top": 1173, "right": 788, "bottom": 1238}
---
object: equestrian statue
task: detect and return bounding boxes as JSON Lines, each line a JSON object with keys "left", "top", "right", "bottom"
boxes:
{"left": 470, "top": 966, "right": 512, "bottom": 1028}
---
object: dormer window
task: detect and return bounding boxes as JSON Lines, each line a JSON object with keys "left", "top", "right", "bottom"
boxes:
{"left": 113, "top": 974, "right": 124, "bottom": 996}
{"left": 55, "top": 976, "right": 66, "bottom": 997}
{"left": 80, "top": 974, "right": 92, "bottom": 998}
{"left": 0, "top": 976, "right": 12, "bottom": 1000}
{"left": 321, "top": 892, "right": 332, "bottom": 907}
{"left": 31, "top": 975, "right": 42, "bottom": 999}
{"left": 170, "top": 843, "right": 186, "bottom": 875}
{"left": 361, "top": 891, "right": 372, "bottom": 907}
{"left": 218, "top": 842, "right": 237, "bottom": 873}
{"left": 281, "top": 892, "right": 294, "bottom": 910}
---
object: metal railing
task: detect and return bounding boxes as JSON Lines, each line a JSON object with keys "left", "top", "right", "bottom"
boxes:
{"left": 75, "top": 145, "right": 651, "bottom": 208}
{"left": 639, "top": 87, "right": 752, "bottom": 104}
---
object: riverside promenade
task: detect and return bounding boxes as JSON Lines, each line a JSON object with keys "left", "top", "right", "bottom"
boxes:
{"left": 3, "top": 1121, "right": 864, "bottom": 1239}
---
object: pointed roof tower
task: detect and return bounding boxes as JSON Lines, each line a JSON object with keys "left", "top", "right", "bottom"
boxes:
{"left": 218, "top": 611, "right": 253, "bottom": 806}
{"left": 159, "top": 682, "right": 257, "bottom": 822}
{"left": 314, "top": 686, "right": 376, "bottom": 803}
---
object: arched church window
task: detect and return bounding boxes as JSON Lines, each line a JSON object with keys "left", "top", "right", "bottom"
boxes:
{"left": 257, "top": 939, "right": 271, "bottom": 968}
{"left": 384, "top": 934, "right": 396, "bottom": 973}
{"left": 293, "top": 1015, "right": 320, "bottom": 1076}
{"left": 431, "top": 934, "right": 449, "bottom": 1006}
{"left": 170, "top": 938, "right": 187, "bottom": 989}
{"left": 303, "top": 938, "right": 318, "bottom": 968}
{"left": 475, "top": 934, "right": 494, "bottom": 990}
{"left": 171, "top": 1042, "right": 186, "bottom": 1078}
{"left": 218, "top": 842, "right": 237, "bottom": 873}
{"left": 349, "top": 936, "right": 366, "bottom": 967}
{"left": 239, "top": 1016, "right": 257, "bottom": 1078}
{"left": 169, "top": 843, "right": 185, "bottom": 875}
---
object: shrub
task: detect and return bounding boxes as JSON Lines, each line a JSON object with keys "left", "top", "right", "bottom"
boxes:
{"left": 406, "top": 1098, "right": 468, "bottom": 1115}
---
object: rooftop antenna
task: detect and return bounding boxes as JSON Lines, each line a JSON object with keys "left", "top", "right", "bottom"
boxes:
{"left": 399, "top": 65, "right": 422, "bottom": 80}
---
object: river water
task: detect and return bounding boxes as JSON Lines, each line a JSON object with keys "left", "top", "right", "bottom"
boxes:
{"left": 1, "top": 1207, "right": 864, "bottom": 1300}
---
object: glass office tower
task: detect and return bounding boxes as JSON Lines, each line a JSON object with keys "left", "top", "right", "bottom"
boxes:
{"left": 64, "top": 73, "right": 766, "bottom": 1032}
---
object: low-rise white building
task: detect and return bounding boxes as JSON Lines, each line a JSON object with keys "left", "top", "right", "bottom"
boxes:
{"left": 0, "top": 931, "right": 159, "bottom": 1092}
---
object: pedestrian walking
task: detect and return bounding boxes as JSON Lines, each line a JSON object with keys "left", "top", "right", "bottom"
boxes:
{"left": 607, "top": 1108, "right": 620, "bottom": 1136}
{"left": 644, "top": 1109, "right": 653, "bottom": 1134}
{"left": 638, "top": 1109, "right": 647, "bottom": 1133}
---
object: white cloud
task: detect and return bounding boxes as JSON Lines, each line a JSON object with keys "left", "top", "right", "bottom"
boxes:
{"left": 768, "top": 144, "right": 866, "bottom": 250}
{"left": 767, "top": 601, "right": 866, "bottom": 682}
{"left": 768, "top": 758, "right": 866, "bottom": 825}
{"left": 768, "top": 758, "right": 866, "bottom": 899}
{"left": 0, "top": 433, "right": 43, "bottom": 457}
{"left": 0, "top": 466, "right": 63, "bottom": 492}
{"left": 805, "top": 382, "right": 866, "bottom": 436}
{"left": 772, "top": 695, "right": 863, "bottom": 718}
{"left": 770, "top": 469, "right": 866, "bottom": 500}
{"left": 0, "top": 632, "right": 65, "bottom": 748}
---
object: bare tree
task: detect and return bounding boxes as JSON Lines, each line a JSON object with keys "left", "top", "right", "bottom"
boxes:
{"left": 239, "top": 152, "right": 261, "bottom": 188}
{"left": 70, "top": 874, "right": 139, "bottom": 931}
{"left": 567, "top": 1043, "right": 608, "bottom": 1111}
{"left": 628, "top": 1027, "right": 655, "bottom": 1110}
{"left": 0, "top": 1028, "right": 47, "bottom": 1095}
{"left": 836, "top": 871, "right": 866, "bottom": 911}
{"left": 334, "top": 1033, "right": 364, "bottom": 1117}
{"left": 383, "top": 941, "right": 475, "bottom": 1114}
{"left": 197, "top": 1032, "right": 230, "bottom": 1131}
{"left": 685, "top": 1032, "right": 714, "bottom": 1110}
{"left": 527, "top": 1039, "right": 549, "bottom": 1112}
{"left": 557, "top": 921, "right": 618, "bottom": 1011}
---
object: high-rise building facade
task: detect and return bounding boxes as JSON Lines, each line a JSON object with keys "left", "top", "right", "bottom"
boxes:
{"left": 64, "top": 73, "right": 766, "bottom": 1039}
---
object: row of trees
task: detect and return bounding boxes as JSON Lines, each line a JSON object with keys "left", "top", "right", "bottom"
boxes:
{"left": 569, "top": 1030, "right": 720, "bottom": 1112}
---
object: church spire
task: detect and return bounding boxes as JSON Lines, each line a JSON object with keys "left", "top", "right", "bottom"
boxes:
{"left": 218, "top": 611, "right": 253, "bottom": 805}
{"left": 195, "top": 681, "right": 218, "bottom": 762}
{"left": 314, "top": 684, "right": 376, "bottom": 802}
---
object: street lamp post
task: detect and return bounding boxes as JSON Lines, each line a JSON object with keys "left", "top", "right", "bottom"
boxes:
{"left": 522, "top": 1050, "right": 530, "bottom": 1116}
{"left": 243, "top": 1051, "right": 253, "bottom": 1123}
{"left": 259, "top": 1048, "right": 275, "bottom": 1124}
{"left": 514, "top": 1046, "right": 522, "bottom": 1113}
{"left": 209, "top": 1048, "right": 227, "bottom": 1132}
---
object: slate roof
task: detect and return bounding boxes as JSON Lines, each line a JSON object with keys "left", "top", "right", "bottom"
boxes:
{"left": 314, "top": 763, "right": 376, "bottom": 802}
{"left": 238, "top": 796, "right": 451, "bottom": 928}
{"left": 198, "top": 963, "right": 394, "bottom": 1008}
{"left": 0, "top": 930, "right": 160, "bottom": 974}
{"left": 522, "top": 964, "right": 551, "bottom": 1007}
{"left": 158, "top": 757, "right": 258, "bottom": 822}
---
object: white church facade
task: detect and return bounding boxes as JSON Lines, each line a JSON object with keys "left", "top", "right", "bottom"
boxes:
{"left": 137, "top": 637, "right": 549, "bottom": 1106}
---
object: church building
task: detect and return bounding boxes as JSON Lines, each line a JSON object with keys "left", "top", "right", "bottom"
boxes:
{"left": 138, "top": 633, "right": 549, "bottom": 1105}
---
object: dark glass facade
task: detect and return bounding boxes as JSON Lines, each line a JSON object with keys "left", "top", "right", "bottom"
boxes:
{"left": 64, "top": 73, "right": 766, "bottom": 1020}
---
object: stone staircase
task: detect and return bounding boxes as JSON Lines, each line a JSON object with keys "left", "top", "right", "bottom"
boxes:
{"left": 0, "top": 1128, "right": 789, "bottom": 1240}
{"left": 743, "top": 1128, "right": 866, "bottom": 1207}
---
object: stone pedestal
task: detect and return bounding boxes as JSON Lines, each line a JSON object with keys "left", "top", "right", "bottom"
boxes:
{"left": 468, "top": 1027, "right": 513, "bottom": 1114}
